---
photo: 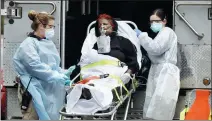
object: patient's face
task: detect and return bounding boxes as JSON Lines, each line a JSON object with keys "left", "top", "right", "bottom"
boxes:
{"left": 98, "top": 18, "right": 113, "bottom": 35}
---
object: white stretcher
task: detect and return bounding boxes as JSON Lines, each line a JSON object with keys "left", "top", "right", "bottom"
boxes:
{"left": 59, "top": 20, "right": 144, "bottom": 120}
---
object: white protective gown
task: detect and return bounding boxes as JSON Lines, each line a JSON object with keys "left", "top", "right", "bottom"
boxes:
{"left": 138, "top": 27, "right": 180, "bottom": 120}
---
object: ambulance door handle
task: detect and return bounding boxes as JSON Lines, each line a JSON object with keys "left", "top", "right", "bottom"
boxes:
{"left": 174, "top": 1, "right": 211, "bottom": 40}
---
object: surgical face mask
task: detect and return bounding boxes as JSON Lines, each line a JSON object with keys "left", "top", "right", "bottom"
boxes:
{"left": 150, "top": 22, "right": 163, "bottom": 33}
{"left": 45, "top": 28, "right": 54, "bottom": 39}
{"left": 97, "top": 35, "right": 111, "bottom": 54}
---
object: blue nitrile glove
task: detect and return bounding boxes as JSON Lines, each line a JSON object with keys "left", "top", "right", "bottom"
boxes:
{"left": 134, "top": 29, "right": 142, "bottom": 37}
{"left": 64, "top": 65, "right": 76, "bottom": 77}
{"left": 65, "top": 80, "right": 74, "bottom": 86}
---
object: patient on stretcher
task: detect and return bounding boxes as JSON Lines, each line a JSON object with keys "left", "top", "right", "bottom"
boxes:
{"left": 80, "top": 14, "right": 139, "bottom": 99}
{"left": 66, "top": 14, "right": 142, "bottom": 114}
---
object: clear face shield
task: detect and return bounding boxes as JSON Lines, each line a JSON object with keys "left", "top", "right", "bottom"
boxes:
{"left": 97, "top": 24, "right": 111, "bottom": 54}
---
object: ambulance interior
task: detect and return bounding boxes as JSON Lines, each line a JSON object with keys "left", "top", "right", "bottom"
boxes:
{"left": 65, "top": 0, "right": 173, "bottom": 84}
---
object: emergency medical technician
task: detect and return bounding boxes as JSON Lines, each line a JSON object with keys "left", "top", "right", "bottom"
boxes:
{"left": 135, "top": 9, "right": 180, "bottom": 120}
{"left": 13, "top": 10, "right": 75, "bottom": 120}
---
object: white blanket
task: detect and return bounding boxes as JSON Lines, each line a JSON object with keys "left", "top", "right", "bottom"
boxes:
{"left": 66, "top": 21, "right": 142, "bottom": 114}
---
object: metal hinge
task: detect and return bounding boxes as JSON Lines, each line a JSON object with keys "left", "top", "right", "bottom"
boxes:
{"left": 1, "top": 7, "right": 22, "bottom": 19}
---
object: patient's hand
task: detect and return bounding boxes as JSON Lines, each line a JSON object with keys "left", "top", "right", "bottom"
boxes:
{"left": 120, "top": 73, "right": 132, "bottom": 84}
{"left": 126, "top": 69, "right": 133, "bottom": 75}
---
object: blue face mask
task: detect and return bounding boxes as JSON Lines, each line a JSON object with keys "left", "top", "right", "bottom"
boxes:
{"left": 150, "top": 22, "right": 163, "bottom": 33}
{"left": 45, "top": 28, "right": 54, "bottom": 39}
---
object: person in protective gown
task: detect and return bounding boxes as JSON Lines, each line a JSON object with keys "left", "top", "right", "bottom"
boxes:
{"left": 135, "top": 9, "right": 180, "bottom": 120}
{"left": 13, "top": 10, "right": 75, "bottom": 120}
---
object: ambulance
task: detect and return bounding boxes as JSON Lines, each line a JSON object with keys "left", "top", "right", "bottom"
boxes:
{"left": 0, "top": 0, "right": 211, "bottom": 120}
